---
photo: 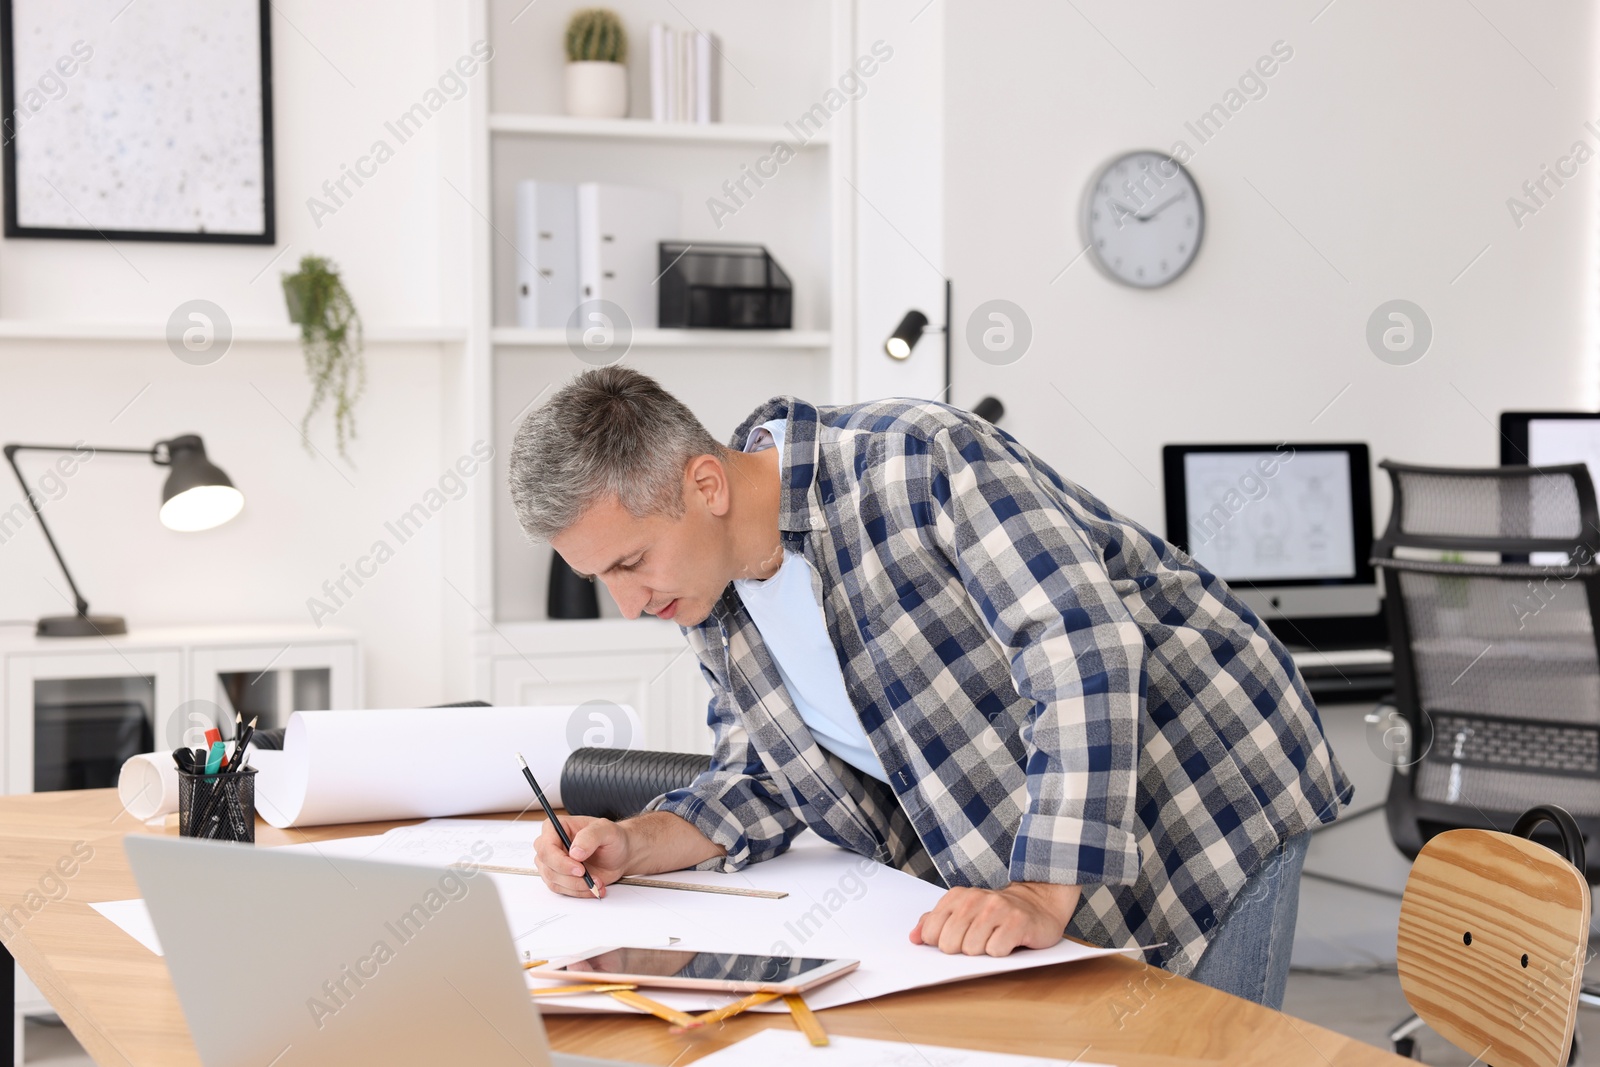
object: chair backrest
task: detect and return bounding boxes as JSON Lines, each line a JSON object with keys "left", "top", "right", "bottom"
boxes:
{"left": 1374, "top": 461, "right": 1600, "bottom": 866}
{"left": 1397, "top": 824, "right": 1590, "bottom": 1067}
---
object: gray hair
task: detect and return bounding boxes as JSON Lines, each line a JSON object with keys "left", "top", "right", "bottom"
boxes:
{"left": 508, "top": 367, "right": 726, "bottom": 541}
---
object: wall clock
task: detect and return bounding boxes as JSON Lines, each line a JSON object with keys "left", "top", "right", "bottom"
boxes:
{"left": 1080, "top": 150, "right": 1203, "bottom": 288}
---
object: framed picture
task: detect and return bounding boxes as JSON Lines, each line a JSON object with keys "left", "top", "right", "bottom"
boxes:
{"left": 0, "top": 0, "right": 274, "bottom": 244}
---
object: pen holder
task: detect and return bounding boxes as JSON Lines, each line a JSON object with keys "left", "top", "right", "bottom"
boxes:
{"left": 178, "top": 769, "right": 257, "bottom": 843}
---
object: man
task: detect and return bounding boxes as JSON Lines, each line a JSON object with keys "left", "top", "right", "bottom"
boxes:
{"left": 508, "top": 367, "right": 1349, "bottom": 1009}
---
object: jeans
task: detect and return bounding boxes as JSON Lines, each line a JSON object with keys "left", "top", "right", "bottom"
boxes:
{"left": 1186, "top": 831, "right": 1310, "bottom": 1010}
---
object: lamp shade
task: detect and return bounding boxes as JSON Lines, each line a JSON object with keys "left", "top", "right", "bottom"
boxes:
{"left": 885, "top": 309, "right": 929, "bottom": 360}
{"left": 971, "top": 396, "right": 1005, "bottom": 424}
{"left": 158, "top": 434, "right": 244, "bottom": 532}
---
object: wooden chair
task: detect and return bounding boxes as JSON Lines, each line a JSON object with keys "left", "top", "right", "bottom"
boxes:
{"left": 1395, "top": 806, "right": 1591, "bottom": 1065}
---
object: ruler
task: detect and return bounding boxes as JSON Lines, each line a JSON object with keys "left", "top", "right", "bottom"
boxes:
{"left": 454, "top": 863, "right": 787, "bottom": 899}
{"left": 616, "top": 875, "right": 787, "bottom": 900}
{"left": 784, "top": 993, "right": 829, "bottom": 1046}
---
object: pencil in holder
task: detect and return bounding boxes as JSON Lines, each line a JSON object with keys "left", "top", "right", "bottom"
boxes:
{"left": 178, "top": 768, "right": 257, "bottom": 843}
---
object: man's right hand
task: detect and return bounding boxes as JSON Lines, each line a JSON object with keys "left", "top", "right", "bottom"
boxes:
{"left": 530, "top": 810, "right": 728, "bottom": 899}
{"left": 533, "top": 815, "right": 631, "bottom": 898}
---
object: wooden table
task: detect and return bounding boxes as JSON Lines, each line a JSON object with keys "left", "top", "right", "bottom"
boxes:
{"left": 0, "top": 790, "right": 1405, "bottom": 1066}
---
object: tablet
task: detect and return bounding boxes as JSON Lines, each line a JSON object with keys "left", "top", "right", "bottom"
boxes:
{"left": 531, "top": 946, "right": 860, "bottom": 994}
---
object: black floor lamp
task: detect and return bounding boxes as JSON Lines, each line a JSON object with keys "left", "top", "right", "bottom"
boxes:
{"left": 885, "top": 278, "right": 1005, "bottom": 425}
{"left": 3, "top": 434, "right": 244, "bottom": 637}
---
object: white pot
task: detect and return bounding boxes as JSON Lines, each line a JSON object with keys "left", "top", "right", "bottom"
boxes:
{"left": 565, "top": 61, "right": 628, "bottom": 119}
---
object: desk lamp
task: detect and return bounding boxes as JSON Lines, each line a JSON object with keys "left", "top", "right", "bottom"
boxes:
{"left": 3, "top": 435, "right": 244, "bottom": 637}
{"left": 885, "top": 279, "right": 1005, "bottom": 425}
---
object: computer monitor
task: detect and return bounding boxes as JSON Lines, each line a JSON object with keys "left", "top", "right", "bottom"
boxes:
{"left": 1500, "top": 412, "right": 1600, "bottom": 563}
{"left": 1162, "top": 443, "right": 1377, "bottom": 629}
{"left": 1499, "top": 411, "right": 1600, "bottom": 474}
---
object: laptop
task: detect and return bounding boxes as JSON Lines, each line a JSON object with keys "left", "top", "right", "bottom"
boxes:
{"left": 125, "top": 835, "right": 640, "bottom": 1067}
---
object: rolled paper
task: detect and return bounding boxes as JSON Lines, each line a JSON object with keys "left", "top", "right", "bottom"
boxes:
{"left": 252, "top": 705, "right": 645, "bottom": 829}
{"left": 117, "top": 752, "right": 182, "bottom": 821}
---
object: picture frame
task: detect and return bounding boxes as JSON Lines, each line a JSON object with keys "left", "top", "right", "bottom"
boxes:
{"left": 0, "top": 0, "right": 275, "bottom": 244}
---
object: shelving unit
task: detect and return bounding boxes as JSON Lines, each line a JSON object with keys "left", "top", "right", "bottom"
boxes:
{"left": 465, "top": 0, "right": 856, "bottom": 623}
{"left": 490, "top": 327, "right": 831, "bottom": 348}
{"left": 488, "top": 112, "right": 829, "bottom": 147}
{"left": 454, "top": 0, "right": 859, "bottom": 742}
{"left": 0, "top": 321, "right": 467, "bottom": 344}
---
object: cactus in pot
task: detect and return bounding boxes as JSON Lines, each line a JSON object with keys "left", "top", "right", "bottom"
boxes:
{"left": 563, "top": 8, "right": 629, "bottom": 119}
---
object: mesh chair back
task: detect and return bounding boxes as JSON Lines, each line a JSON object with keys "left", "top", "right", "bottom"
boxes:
{"left": 1375, "top": 461, "right": 1600, "bottom": 868}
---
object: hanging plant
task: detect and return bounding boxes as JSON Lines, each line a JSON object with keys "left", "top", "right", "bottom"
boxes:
{"left": 281, "top": 255, "right": 365, "bottom": 460}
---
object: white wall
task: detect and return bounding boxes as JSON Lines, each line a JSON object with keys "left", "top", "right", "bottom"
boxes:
{"left": 7, "top": 0, "right": 1596, "bottom": 710}
{"left": 942, "top": 0, "right": 1599, "bottom": 533}
{"left": 0, "top": 0, "right": 483, "bottom": 709}
{"left": 853, "top": 0, "right": 946, "bottom": 404}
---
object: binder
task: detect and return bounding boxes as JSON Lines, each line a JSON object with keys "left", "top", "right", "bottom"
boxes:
{"left": 577, "top": 183, "right": 680, "bottom": 330}
{"left": 514, "top": 180, "right": 579, "bottom": 329}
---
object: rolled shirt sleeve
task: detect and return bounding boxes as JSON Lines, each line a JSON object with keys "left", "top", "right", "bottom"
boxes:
{"left": 927, "top": 424, "right": 1147, "bottom": 887}
{"left": 644, "top": 663, "right": 804, "bottom": 871}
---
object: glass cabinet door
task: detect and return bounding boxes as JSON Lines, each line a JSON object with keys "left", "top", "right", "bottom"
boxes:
{"left": 215, "top": 667, "right": 332, "bottom": 733}
{"left": 5, "top": 648, "right": 183, "bottom": 795}
{"left": 32, "top": 676, "right": 156, "bottom": 791}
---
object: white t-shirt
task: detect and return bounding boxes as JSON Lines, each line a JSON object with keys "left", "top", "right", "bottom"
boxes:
{"left": 732, "top": 420, "right": 889, "bottom": 783}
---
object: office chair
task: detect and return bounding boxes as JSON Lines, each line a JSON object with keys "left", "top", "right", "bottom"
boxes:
{"left": 1372, "top": 460, "right": 1600, "bottom": 1060}
{"left": 1396, "top": 806, "right": 1591, "bottom": 1067}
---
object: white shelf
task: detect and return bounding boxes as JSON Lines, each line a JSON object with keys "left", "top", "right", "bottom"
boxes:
{"left": 0, "top": 322, "right": 469, "bottom": 344}
{"left": 489, "top": 112, "right": 827, "bottom": 148}
{"left": 492, "top": 327, "right": 830, "bottom": 349}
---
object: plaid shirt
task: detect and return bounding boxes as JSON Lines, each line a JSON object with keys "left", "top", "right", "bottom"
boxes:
{"left": 647, "top": 397, "right": 1351, "bottom": 975}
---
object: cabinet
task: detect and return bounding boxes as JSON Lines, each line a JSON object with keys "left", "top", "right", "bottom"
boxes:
{"left": 1, "top": 626, "right": 361, "bottom": 795}
{"left": 466, "top": 0, "right": 855, "bottom": 625}
{"left": 0, "top": 625, "right": 360, "bottom": 1052}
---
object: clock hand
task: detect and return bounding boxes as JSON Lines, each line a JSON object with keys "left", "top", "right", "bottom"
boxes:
{"left": 1134, "top": 190, "right": 1188, "bottom": 221}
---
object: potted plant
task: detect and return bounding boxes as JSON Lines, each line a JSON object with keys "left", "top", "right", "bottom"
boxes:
{"left": 564, "top": 8, "right": 628, "bottom": 119}
{"left": 281, "top": 255, "right": 365, "bottom": 460}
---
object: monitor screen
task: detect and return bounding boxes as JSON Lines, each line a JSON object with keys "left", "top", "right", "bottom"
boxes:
{"left": 1180, "top": 450, "right": 1356, "bottom": 582}
{"left": 1501, "top": 412, "right": 1600, "bottom": 479}
{"left": 1499, "top": 412, "right": 1600, "bottom": 563}
{"left": 1162, "top": 443, "right": 1375, "bottom": 591}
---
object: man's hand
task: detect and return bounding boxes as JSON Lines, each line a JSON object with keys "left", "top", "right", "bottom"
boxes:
{"left": 532, "top": 815, "right": 631, "bottom": 899}
{"left": 531, "top": 811, "right": 727, "bottom": 899}
{"left": 910, "top": 881, "right": 1082, "bottom": 956}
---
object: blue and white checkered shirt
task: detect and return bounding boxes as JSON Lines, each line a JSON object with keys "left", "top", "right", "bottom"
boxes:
{"left": 647, "top": 397, "right": 1352, "bottom": 975}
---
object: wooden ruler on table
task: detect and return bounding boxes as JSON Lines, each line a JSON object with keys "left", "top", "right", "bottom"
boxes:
{"left": 458, "top": 863, "right": 787, "bottom": 899}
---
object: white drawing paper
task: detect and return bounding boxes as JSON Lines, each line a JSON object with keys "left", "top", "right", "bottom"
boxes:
{"left": 251, "top": 705, "right": 644, "bottom": 828}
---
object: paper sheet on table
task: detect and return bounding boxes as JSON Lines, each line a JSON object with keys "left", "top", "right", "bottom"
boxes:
{"left": 89, "top": 899, "right": 163, "bottom": 956}
{"left": 251, "top": 704, "right": 644, "bottom": 828}
{"left": 370, "top": 819, "right": 1135, "bottom": 1015}
{"left": 691, "top": 1030, "right": 1115, "bottom": 1066}
{"left": 89, "top": 820, "right": 1139, "bottom": 1014}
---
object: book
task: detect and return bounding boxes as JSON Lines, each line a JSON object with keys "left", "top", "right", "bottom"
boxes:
{"left": 695, "top": 32, "right": 718, "bottom": 123}
{"left": 648, "top": 23, "right": 667, "bottom": 122}
{"left": 649, "top": 24, "right": 719, "bottom": 124}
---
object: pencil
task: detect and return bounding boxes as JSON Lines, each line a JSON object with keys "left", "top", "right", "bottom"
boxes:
{"left": 529, "top": 983, "right": 637, "bottom": 997}
{"left": 609, "top": 988, "right": 702, "bottom": 1028}
{"left": 516, "top": 752, "right": 600, "bottom": 898}
{"left": 670, "top": 989, "right": 780, "bottom": 1032}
